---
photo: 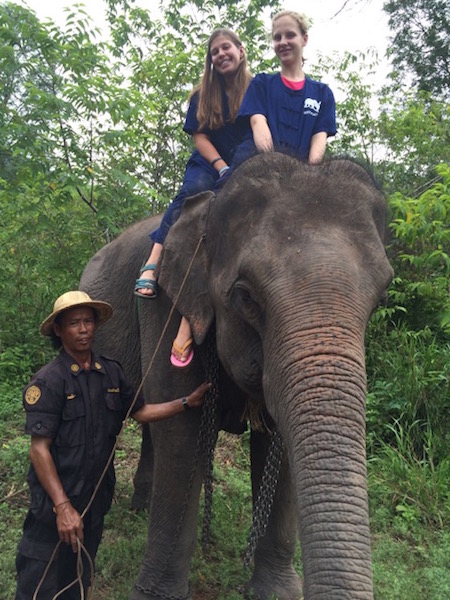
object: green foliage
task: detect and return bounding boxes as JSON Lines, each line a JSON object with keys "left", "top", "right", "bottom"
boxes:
{"left": 1, "top": 393, "right": 449, "bottom": 600}
{"left": 366, "top": 167, "right": 449, "bottom": 463}
{"left": 383, "top": 0, "right": 450, "bottom": 99}
{"left": 311, "top": 49, "right": 381, "bottom": 164}
{"left": 371, "top": 531, "right": 450, "bottom": 600}
{"left": 0, "top": 0, "right": 279, "bottom": 380}
{"left": 369, "top": 422, "right": 450, "bottom": 530}
{"left": 377, "top": 91, "right": 450, "bottom": 194}
{"left": 387, "top": 163, "right": 450, "bottom": 335}
{"left": 366, "top": 325, "right": 450, "bottom": 457}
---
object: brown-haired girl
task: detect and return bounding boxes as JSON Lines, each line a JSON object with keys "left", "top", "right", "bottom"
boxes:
{"left": 135, "top": 29, "right": 251, "bottom": 367}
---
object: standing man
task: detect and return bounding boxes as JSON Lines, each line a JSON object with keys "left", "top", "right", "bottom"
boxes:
{"left": 15, "top": 290, "right": 210, "bottom": 599}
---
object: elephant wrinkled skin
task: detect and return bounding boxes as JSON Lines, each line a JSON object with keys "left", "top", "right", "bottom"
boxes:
{"left": 80, "top": 153, "right": 393, "bottom": 600}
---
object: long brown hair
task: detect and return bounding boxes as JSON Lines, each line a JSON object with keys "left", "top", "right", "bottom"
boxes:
{"left": 190, "top": 29, "right": 251, "bottom": 131}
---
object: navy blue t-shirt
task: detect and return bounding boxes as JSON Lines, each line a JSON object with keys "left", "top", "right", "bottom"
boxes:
{"left": 238, "top": 73, "right": 336, "bottom": 161}
{"left": 184, "top": 91, "right": 249, "bottom": 165}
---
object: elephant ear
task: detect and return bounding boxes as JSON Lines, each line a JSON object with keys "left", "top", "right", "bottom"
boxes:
{"left": 157, "top": 191, "right": 215, "bottom": 345}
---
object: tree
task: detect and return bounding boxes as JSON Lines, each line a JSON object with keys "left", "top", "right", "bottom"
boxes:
{"left": 383, "top": 0, "right": 450, "bottom": 98}
{"left": 0, "top": 0, "right": 280, "bottom": 378}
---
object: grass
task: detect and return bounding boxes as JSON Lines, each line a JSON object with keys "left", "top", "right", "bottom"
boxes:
{"left": 1, "top": 383, "right": 449, "bottom": 600}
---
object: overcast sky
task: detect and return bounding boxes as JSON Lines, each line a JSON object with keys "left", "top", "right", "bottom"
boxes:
{"left": 22, "top": 1, "right": 390, "bottom": 58}
{"left": 21, "top": 0, "right": 391, "bottom": 91}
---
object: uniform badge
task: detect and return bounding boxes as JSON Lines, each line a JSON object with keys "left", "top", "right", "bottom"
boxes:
{"left": 95, "top": 362, "right": 102, "bottom": 370}
{"left": 71, "top": 364, "right": 80, "bottom": 373}
{"left": 25, "top": 385, "right": 41, "bottom": 405}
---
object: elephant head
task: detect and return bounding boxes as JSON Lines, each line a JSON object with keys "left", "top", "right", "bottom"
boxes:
{"left": 158, "top": 153, "right": 393, "bottom": 599}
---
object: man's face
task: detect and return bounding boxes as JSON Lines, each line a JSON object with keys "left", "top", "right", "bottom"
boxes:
{"left": 53, "top": 307, "right": 96, "bottom": 356}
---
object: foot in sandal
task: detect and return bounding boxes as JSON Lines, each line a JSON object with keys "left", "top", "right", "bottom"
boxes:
{"left": 170, "top": 317, "right": 194, "bottom": 368}
{"left": 134, "top": 264, "right": 158, "bottom": 298}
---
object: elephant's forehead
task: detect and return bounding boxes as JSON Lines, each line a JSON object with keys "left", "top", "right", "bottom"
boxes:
{"left": 213, "top": 162, "right": 383, "bottom": 242}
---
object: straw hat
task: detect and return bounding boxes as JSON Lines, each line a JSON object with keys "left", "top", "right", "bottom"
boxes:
{"left": 40, "top": 291, "right": 113, "bottom": 336}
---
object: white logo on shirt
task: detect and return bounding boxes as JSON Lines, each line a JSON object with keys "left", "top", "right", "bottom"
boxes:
{"left": 304, "top": 98, "right": 321, "bottom": 116}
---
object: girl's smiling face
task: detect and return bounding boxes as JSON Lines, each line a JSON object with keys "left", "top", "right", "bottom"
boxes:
{"left": 272, "top": 15, "right": 308, "bottom": 67}
{"left": 210, "top": 34, "right": 244, "bottom": 79}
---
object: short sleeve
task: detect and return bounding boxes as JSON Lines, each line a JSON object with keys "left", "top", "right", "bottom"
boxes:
{"left": 238, "top": 74, "right": 269, "bottom": 119}
{"left": 312, "top": 85, "right": 337, "bottom": 137}
{"left": 183, "top": 92, "right": 200, "bottom": 134}
{"left": 23, "top": 381, "right": 63, "bottom": 438}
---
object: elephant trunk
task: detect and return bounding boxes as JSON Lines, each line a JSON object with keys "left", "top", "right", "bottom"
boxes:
{"left": 265, "top": 320, "right": 373, "bottom": 599}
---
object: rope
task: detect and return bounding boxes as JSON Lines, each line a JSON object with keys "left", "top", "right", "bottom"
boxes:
{"left": 32, "top": 233, "right": 207, "bottom": 600}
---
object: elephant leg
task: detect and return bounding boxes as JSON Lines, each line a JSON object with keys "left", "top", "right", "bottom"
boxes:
{"left": 131, "top": 424, "right": 153, "bottom": 512}
{"left": 247, "top": 429, "right": 302, "bottom": 600}
{"left": 130, "top": 416, "right": 203, "bottom": 600}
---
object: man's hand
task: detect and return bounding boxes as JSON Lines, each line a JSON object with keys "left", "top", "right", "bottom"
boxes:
{"left": 55, "top": 501, "right": 84, "bottom": 552}
{"left": 186, "top": 382, "right": 212, "bottom": 409}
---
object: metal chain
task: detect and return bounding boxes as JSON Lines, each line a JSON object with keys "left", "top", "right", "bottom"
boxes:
{"left": 199, "top": 325, "right": 220, "bottom": 550}
{"left": 243, "top": 430, "right": 284, "bottom": 569}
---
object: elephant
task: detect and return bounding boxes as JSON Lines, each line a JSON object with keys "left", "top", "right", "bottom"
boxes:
{"left": 79, "top": 152, "right": 393, "bottom": 600}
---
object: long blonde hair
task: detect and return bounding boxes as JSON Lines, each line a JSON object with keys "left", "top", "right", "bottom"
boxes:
{"left": 191, "top": 29, "right": 251, "bottom": 131}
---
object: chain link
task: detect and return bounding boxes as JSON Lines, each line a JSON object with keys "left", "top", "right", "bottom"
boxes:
{"left": 243, "top": 430, "right": 284, "bottom": 569}
{"left": 199, "top": 325, "right": 220, "bottom": 549}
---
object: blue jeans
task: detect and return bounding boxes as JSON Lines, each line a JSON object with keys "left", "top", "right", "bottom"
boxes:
{"left": 150, "top": 151, "right": 218, "bottom": 244}
{"left": 213, "top": 140, "right": 257, "bottom": 191}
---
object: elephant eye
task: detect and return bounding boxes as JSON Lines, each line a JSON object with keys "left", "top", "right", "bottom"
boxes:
{"left": 231, "top": 284, "right": 262, "bottom": 322}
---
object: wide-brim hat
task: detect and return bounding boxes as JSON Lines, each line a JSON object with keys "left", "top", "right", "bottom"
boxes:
{"left": 40, "top": 290, "right": 113, "bottom": 336}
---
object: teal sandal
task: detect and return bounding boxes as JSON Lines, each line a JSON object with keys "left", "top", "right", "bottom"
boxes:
{"left": 134, "top": 264, "right": 158, "bottom": 298}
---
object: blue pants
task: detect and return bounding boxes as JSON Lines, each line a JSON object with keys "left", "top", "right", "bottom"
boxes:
{"left": 150, "top": 151, "right": 218, "bottom": 245}
{"left": 213, "top": 140, "right": 257, "bottom": 191}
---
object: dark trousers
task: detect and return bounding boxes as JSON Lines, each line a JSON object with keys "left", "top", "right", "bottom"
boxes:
{"left": 15, "top": 510, "right": 103, "bottom": 600}
{"left": 150, "top": 150, "right": 218, "bottom": 245}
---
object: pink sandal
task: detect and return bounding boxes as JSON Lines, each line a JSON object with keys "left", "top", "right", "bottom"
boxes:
{"left": 170, "top": 338, "right": 194, "bottom": 368}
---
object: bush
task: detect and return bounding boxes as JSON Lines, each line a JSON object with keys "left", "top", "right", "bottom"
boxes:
{"left": 369, "top": 422, "right": 450, "bottom": 531}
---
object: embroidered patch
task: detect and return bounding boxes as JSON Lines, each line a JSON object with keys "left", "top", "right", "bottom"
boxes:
{"left": 25, "top": 385, "right": 41, "bottom": 405}
{"left": 71, "top": 364, "right": 80, "bottom": 373}
{"left": 107, "top": 388, "right": 120, "bottom": 393}
{"left": 95, "top": 362, "right": 102, "bottom": 370}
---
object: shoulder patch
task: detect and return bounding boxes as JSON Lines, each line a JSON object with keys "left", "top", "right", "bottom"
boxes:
{"left": 25, "top": 385, "right": 42, "bottom": 405}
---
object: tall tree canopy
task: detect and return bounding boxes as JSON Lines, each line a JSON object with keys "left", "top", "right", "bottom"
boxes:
{"left": 384, "top": 0, "right": 450, "bottom": 98}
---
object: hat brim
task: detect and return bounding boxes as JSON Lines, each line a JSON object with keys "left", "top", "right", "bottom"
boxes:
{"left": 40, "top": 301, "right": 113, "bottom": 336}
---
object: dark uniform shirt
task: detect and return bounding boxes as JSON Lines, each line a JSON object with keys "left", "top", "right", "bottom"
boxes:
{"left": 22, "top": 349, "right": 143, "bottom": 528}
{"left": 238, "top": 73, "right": 337, "bottom": 160}
{"left": 184, "top": 90, "right": 250, "bottom": 165}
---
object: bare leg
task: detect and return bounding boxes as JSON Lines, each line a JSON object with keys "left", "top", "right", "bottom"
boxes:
{"left": 171, "top": 317, "right": 194, "bottom": 365}
{"left": 135, "top": 243, "right": 162, "bottom": 297}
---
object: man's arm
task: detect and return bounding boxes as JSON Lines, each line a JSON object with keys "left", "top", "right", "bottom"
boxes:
{"left": 30, "top": 436, "right": 84, "bottom": 551}
{"left": 132, "top": 382, "right": 211, "bottom": 424}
